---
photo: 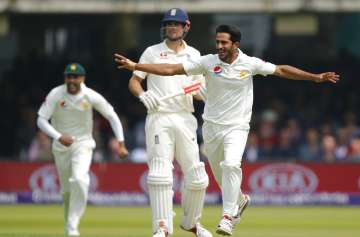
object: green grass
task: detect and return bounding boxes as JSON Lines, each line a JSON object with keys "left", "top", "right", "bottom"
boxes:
{"left": 0, "top": 205, "right": 359, "bottom": 237}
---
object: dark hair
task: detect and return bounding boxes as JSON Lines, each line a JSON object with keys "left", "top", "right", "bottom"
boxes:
{"left": 215, "top": 25, "right": 241, "bottom": 43}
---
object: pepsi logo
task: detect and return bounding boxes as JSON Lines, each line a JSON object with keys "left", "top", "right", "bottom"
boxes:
{"left": 249, "top": 163, "right": 318, "bottom": 194}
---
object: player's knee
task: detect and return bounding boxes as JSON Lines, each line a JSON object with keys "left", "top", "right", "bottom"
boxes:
{"left": 147, "top": 157, "right": 173, "bottom": 186}
{"left": 184, "top": 162, "right": 209, "bottom": 190}
{"left": 220, "top": 162, "right": 242, "bottom": 172}
{"left": 69, "top": 173, "right": 90, "bottom": 187}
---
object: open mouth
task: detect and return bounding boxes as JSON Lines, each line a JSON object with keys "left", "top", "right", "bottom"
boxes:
{"left": 218, "top": 50, "right": 226, "bottom": 57}
{"left": 67, "top": 83, "right": 78, "bottom": 91}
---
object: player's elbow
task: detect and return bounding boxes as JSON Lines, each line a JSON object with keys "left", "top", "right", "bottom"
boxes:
{"left": 36, "top": 116, "right": 47, "bottom": 130}
{"left": 274, "top": 65, "right": 290, "bottom": 77}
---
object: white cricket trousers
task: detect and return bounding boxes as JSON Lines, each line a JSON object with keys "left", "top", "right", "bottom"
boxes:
{"left": 52, "top": 141, "right": 93, "bottom": 231}
{"left": 203, "top": 121, "right": 249, "bottom": 217}
{"left": 145, "top": 112, "right": 208, "bottom": 234}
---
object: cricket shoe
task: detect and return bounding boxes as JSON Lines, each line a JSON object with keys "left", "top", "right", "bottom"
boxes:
{"left": 153, "top": 221, "right": 169, "bottom": 237}
{"left": 232, "top": 194, "right": 251, "bottom": 225}
{"left": 216, "top": 215, "right": 233, "bottom": 236}
{"left": 65, "top": 228, "right": 80, "bottom": 236}
{"left": 181, "top": 223, "right": 213, "bottom": 237}
{"left": 153, "top": 227, "right": 168, "bottom": 237}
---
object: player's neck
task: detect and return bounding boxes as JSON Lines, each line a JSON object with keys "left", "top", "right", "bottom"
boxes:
{"left": 165, "top": 39, "right": 185, "bottom": 53}
{"left": 224, "top": 49, "right": 239, "bottom": 64}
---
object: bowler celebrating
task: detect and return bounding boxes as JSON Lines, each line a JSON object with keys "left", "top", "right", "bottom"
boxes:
{"left": 114, "top": 24, "right": 339, "bottom": 236}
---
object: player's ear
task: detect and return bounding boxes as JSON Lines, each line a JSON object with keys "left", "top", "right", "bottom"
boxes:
{"left": 184, "top": 21, "right": 191, "bottom": 33}
{"left": 234, "top": 41, "right": 240, "bottom": 48}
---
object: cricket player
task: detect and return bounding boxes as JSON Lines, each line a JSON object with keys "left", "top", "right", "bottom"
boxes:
{"left": 37, "top": 63, "right": 128, "bottom": 236}
{"left": 126, "top": 8, "right": 211, "bottom": 237}
{"left": 114, "top": 24, "right": 340, "bottom": 236}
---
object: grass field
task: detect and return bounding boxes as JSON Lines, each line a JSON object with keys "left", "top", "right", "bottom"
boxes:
{"left": 0, "top": 205, "right": 359, "bottom": 237}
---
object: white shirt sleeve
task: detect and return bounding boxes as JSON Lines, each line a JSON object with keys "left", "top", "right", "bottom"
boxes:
{"left": 183, "top": 56, "right": 206, "bottom": 76}
{"left": 38, "top": 89, "right": 58, "bottom": 120}
{"left": 37, "top": 116, "right": 62, "bottom": 140}
{"left": 133, "top": 47, "right": 153, "bottom": 79}
{"left": 250, "top": 57, "right": 276, "bottom": 76}
{"left": 90, "top": 91, "right": 125, "bottom": 142}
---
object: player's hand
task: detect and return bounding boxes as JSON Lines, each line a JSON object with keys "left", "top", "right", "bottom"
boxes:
{"left": 139, "top": 90, "right": 161, "bottom": 112}
{"left": 58, "top": 135, "right": 74, "bottom": 147}
{"left": 114, "top": 54, "right": 137, "bottom": 71}
{"left": 117, "top": 142, "right": 129, "bottom": 159}
{"left": 315, "top": 72, "right": 340, "bottom": 83}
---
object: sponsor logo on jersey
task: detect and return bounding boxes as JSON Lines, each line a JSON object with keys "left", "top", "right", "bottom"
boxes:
{"left": 249, "top": 163, "right": 318, "bottom": 194}
{"left": 213, "top": 65, "right": 222, "bottom": 74}
{"left": 239, "top": 70, "right": 249, "bottom": 78}
{"left": 82, "top": 99, "right": 90, "bottom": 110}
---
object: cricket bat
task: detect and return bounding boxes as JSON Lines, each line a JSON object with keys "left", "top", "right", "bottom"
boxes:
{"left": 159, "top": 82, "right": 201, "bottom": 101}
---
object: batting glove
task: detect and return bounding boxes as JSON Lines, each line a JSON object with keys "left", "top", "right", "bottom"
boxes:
{"left": 139, "top": 90, "right": 161, "bottom": 112}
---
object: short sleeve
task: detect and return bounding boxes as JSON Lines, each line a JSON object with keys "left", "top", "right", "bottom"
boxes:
{"left": 133, "top": 47, "right": 153, "bottom": 79}
{"left": 250, "top": 57, "right": 276, "bottom": 76}
{"left": 38, "top": 89, "right": 58, "bottom": 120}
{"left": 183, "top": 56, "right": 206, "bottom": 76}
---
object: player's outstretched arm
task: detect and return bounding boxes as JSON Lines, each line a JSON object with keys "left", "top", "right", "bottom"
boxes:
{"left": 273, "top": 65, "right": 340, "bottom": 83}
{"left": 114, "top": 53, "right": 186, "bottom": 76}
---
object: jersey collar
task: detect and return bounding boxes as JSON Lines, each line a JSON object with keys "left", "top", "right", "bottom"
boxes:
{"left": 218, "top": 49, "right": 244, "bottom": 66}
{"left": 161, "top": 40, "right": 189, "bottom": 55}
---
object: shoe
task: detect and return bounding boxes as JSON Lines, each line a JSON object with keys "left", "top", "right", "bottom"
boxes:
{"left": 65, "top": 228, "right": 80, "bottom": 236}
{"left": 181, "top": 223, "right": 213, "bottom": 237}
{"left": 153, "top": 227, "right": 168, "bottom": 237}
{"left": 232, "top": 194, "right": 251, "bottom": 225}
{"left": 153, "top": 221, "right": 169, "bottom": 237}
{"left": 216, "top": 215, "right": 233, "bottom": 236}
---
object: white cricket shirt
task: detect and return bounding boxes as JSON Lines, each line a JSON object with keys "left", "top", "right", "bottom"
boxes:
{"left": 134, "top": 40, "right": 203, "bottom": 113}
{"left": 183, "top": 49, "right": 276, "bottom": 128}
{"left": 38, "top": 84, "right": 123, "bottom": 149}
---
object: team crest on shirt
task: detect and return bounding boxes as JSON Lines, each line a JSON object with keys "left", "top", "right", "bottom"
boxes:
{"left": 59, "top": 100, "right": 66, "bottom": 108}
{"left": 81, "top": 99, "right": 90, "bottom": 110}
{"left": 213, "top": 65, "right": 222, "bottom": 74}
{"left": 159, "top": 52, "right": 168, "bottom": 59}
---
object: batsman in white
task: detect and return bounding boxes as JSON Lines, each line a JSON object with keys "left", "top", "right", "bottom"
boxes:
{"left": 126, "top": 8, "right": 211, "bottom": 237}
{"left": 37, "top": 63, "right": 129, "bottom": 236}
{"left": 114, "top": 24, "right": 340, "bottom": 236}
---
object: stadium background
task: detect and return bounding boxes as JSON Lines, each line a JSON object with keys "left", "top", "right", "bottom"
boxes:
{"left": 0, "top": 0, "right": 359, "bottom": 236}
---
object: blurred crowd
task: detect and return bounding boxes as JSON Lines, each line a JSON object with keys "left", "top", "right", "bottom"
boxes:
{"left": 0, "top": 48, "right": 359, "bottom": 163}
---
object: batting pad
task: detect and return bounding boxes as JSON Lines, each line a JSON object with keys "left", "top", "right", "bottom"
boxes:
{"left": 221, "top": 163, "right": 243, "bottom": 217}
{"left": 181, "top": 162, "right": 209, "bottom": 230}
{"left": 147, "top": 158, "right": 174, "bottom": 234}
{"left": 67, "top": 177, "right": 89, "bottom": 230}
